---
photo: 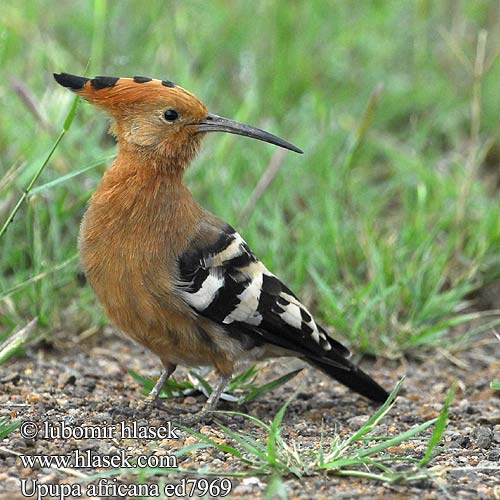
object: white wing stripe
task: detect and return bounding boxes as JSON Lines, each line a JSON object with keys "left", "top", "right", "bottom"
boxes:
{"left": 279, "top": 292, "right": 331, "bottom": 349}
{"left": 223, "top": 272, "right": 263, "bottom": 325}
{"left": 183, "top": 272, "right": 224, "bottom": 311}
{"left": 278, "top": 302, "right": 302, "bottom": 330}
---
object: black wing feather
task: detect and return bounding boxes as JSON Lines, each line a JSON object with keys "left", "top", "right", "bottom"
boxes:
{"left": 176, "top": 223, "right": 388, "bottom": 403}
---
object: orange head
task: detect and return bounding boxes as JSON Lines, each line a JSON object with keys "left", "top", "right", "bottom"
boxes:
{"left": 53, "top": 73, "right": 302, "bottom": 167}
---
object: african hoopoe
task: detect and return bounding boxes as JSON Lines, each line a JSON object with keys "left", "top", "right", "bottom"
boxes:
{"left": 54, "top": 72, "right": 388, "bottom": 413}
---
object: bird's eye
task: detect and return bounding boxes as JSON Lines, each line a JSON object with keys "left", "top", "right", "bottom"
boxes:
{"left": 163, "top": 109, "right": 179, "bottom": 122}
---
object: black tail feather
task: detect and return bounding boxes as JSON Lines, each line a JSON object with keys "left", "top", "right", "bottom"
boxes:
{"left": 311, "top": 358, "right": 389, "bottom": 404}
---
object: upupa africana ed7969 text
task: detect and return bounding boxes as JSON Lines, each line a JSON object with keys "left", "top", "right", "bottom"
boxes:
{"left": 54, "top": 72, "right": 388, "bottom": 415}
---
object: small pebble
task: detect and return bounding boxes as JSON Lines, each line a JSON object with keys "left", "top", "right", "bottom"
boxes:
{"left": 474, "top": 427, "right": 493, "bottom": 449}
{"left": 233, "top": 477, "right": 263, "bottom": 495}
{"left": 347, "top": 415, "right": 370, "bottom": 430}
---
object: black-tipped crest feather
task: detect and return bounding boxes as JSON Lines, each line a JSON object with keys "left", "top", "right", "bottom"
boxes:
{"left": 53, "top": 72, "right": 89, "bottom": 90}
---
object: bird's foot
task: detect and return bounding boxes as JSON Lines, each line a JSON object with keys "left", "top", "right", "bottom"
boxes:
{"left": 146, "top": 396, "right": 198, "bottom": 416}
{"left": 175, "top": 409, "right": 211, "bottom": 426}
{"left": 175, "top": 374, "right": 233, "bottom": 425}
{"left": 175, "top": 408, "right": 232, "bottom": 427}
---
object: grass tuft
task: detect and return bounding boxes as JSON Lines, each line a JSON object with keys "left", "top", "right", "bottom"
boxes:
{"left": 173, "top": 380, "right": 454, "bottom": 483}
{"left": 86, "top": 380, "right": 453, "bottom": 490}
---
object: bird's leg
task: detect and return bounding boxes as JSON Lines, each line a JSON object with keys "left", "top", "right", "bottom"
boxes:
{"left": 204, "top": 374, "right": 232, "bottom": 412}
{"left": 148, "top": 363, "right": 176, "bottom": 401}
{"left": 179, "top": 375, "right": 232, "bottom": 426}
{"left": 147, "top": 364, "right": 197, "bottom": 416}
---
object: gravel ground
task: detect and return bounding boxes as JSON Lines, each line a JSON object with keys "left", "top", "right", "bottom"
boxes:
{"left": 0, "top": 325, "right": 499, "bottom": 499}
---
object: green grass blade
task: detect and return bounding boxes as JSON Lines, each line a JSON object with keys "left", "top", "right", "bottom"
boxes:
{"left": 239, "top": 369, "right": 302, "bottom": 404}
{"left": 340, "top": 83, "right": 384, "bottom": 179}
{"left": 0, "top": 417, "right": 20, "bottom": 440}
{"left": 29, "top": 156, "right": 114, "bottom": 196}
{"left": 0, "top": 318, "right": 38, "bottom": 365}
{"left": 419, "top": 383, "right": 455, "bottom": 467}
{"left": 343, "top": 378, "right": 402, "bottom": 446}
{"left": 90, "top": 0, "right": 107, "bottom": 73}
{"left": 0, "top": 94, "right": 80, "bottom": 240}
{"left": 326, "top": 418, "right": 437, "bottom": 470}
{"left": 408, "top": 312, "right": 494, "bottom": 347}
{"left": 188, "top": 370, "right": 213, "bottom": 395}
{"left": 356, "top": 418, "right": 437, "bottom": 458}
{"left": 228, "top": 365, "right": 258, "bottom": 390}
{"left": 63, "top": 93, "right": 80, "bottom": 131}
{"left": 267, "top": 398, "right": 291, "bottom": 467}
{"left": 216, "top": 422, "right": 268, "bottom": 461}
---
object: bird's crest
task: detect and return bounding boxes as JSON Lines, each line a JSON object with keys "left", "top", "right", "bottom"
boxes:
{"left": 53, "top": 73, "right": 206, "bottom": 114}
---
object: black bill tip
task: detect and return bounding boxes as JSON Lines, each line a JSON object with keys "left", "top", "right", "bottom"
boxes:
{"left": 197, "top": 113, "right": 303, "bottom": 154}
{"left": 53, "top": 73, "right": 90, "bottom": 91}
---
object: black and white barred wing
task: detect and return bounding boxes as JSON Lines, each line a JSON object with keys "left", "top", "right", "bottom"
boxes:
{"left": 176, "top": 225, "right": 350, "bottom": 361}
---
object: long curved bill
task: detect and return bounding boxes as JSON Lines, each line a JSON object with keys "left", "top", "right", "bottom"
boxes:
{"left": 196, "top": 113, "right": 303, "bottom": 154}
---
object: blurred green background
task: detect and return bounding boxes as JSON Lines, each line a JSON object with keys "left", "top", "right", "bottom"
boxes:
{"left": 1, "top": 0, "right": 499, "bottom": 358}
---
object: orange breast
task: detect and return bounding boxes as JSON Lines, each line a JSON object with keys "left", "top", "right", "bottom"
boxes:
{"left": 79, "top": 156, "right": 202, "bottom": 354}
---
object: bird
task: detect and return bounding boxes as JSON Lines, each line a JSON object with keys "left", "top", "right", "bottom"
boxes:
{"left": 53, "top": 72, "right": 388, "bottom": 415}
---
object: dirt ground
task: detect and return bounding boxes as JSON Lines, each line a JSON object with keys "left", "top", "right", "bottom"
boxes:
{"left": 0, "top": 322, "right": 499, "bottom": 500}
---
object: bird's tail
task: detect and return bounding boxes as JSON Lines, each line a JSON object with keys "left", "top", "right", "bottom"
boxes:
{"left": 311, "top": 358, "right": 389, "bottom": 404}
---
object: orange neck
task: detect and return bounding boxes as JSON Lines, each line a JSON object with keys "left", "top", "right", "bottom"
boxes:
{"left": 82, "top": 150, "right": 202, "bottom": 258}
